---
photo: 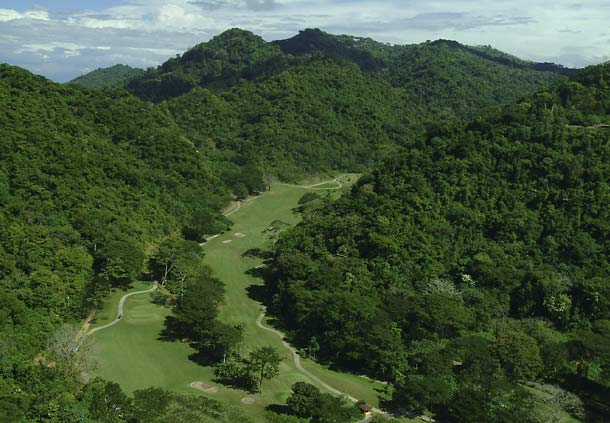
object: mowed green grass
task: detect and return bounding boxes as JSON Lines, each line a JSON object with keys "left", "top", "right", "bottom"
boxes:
{"left": 91, "top": 175, "right": 388, "bottom": 420}
{"left": 308, "top": 181, "right": 342, "bottom": 189}
{"left": 90, "top": 281, "right": 150, "bottom": 327}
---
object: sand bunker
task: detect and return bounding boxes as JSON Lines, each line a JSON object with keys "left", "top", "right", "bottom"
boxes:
{"left": 241, "top": 397, "right": 255, "bottom": 404}
{"left": 234, "top": 232, "right": 246, "bottom": 238}
{"left": 190, "top": 382, "right": 219, "bottom": 393}
{"left": 222, "top": 239, "right": 233, "bottom": 244}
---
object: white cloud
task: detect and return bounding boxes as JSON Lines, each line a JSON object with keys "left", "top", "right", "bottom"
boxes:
{"left": 0, "top": 8, "right": 50, "bottom": 22}
{"left": 0, "top": 0, "right": 609, "bottom": 82}
{"left": 17, "top": 42, "right": 85, "bottom": 53}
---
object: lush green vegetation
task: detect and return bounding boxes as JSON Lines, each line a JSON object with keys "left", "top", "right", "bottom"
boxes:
{"left": 1, "top": 26, "right": 604, "bottom": 423}
{"left": 0, "top": 63, "right": 236, "bottom": 422}
{"left": 267, "top": 64, "right": 610, "bottom": 422}
{"left": 90, "top": 181, "right": 385, "bottom": 422}
{"left": 126, "top": 29, "right": 285, "bottom": 100}
{"left": 274, "top": 28, "right": 575, "bottom": 120}
{"left": 125, "top": 28, "right": 571, "bottom": 177}
{"left": 68, "top": 64, "right": 145, "bottom": 88}
{"left": 167, "top": 60, "right": 416, "bottom": 179}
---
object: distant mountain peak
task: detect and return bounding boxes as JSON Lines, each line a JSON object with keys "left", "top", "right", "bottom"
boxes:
{"left": 67, "top": 64, "right": 144, "bottom": 88}
{"left": 214, "top": 27, "right": 261, "bottom": 39}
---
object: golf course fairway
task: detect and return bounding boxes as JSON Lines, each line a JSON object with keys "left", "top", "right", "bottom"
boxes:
{"left": 90, "top": 175, "right": 389, "bottom": 421}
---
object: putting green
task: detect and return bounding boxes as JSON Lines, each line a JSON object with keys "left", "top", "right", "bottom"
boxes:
{"left": 90, "top": 175, "right": 388, "bottom": 420}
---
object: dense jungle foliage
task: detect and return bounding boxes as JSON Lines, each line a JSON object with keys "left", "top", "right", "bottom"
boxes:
{"left": 0, "top": 64, "right": 239, "bottom": 422}
{"left": 0, "top": 26, "right": 603, "bottom": 423}
{"left": 123, "top": 28, "right": 572, "bottom": 178}
{"left": 267, "top": 63, "right": 610, "bottom": 422}
{"left": 68, "top": 64, "right": 145, "bottom": 89}
{"left": 275, "top": 29, "right": 576, "bottom": 120}
{"left": 127, "top": 28, "right": 572, "bottom": 120}
{"left": 167, "top": 59, "right": 416, "bottom": 179}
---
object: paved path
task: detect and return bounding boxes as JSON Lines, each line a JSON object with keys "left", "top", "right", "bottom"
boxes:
{"left": 278, "top": 174, "right": 347, "bottom": 190}
{"left": 86, "top": 282, "right": 158, "bottom": 336}
{"left": 225, "top": 193, "right": 264, "bottom": 218}
{"left": 256, "top": 307, "right": 390, "bottom": 419}
{"left": 255, "top": 307, "right": 357, "bottom": 401}
{"left": 225, "top": 200, "right": 241, "bottom": 217}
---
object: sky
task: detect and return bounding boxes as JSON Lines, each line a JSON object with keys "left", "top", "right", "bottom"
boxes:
{"left": 1, "top": 0, "right": 609, "bottom": 82}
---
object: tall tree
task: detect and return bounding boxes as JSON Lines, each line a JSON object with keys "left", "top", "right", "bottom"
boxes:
{"left": 248, "top": 346, "right": 282, "bottom": 393}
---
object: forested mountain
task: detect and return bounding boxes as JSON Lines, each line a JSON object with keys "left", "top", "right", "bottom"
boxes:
{"left": 0, "top": 64, "right": 240, "bottom": 421}
{"left": 124, "top": 28, "right": 572, "bottom": 178}
{"left": 128, "top": 28, "right": 572, "bottom": 119}
{"left": 68, "top": 64, "right": 145, "bottom": 88}
{"left": 275, "top": 29, "right": 575, "bottom": 119}
{"left": 167, "top": 59, "right": 417, "bottom": 179}
{"left": 0, "top": 27, "right": 599, "bottom": 423}
{"left": 267, "top": 63, "right": 610, "bottom": 422}
{"left": 126, "top": 29, "right": 285, "bottom": 101}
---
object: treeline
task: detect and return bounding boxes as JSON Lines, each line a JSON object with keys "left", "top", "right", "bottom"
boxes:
{"left": 266, "top": 64, "right": 610, "bottom": 422}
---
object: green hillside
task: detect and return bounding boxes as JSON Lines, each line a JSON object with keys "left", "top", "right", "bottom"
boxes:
{"left": 167, "top": 60, "right": 418, "bottom": 179}
{"left": 0, "top": 27, "right": 605, "bottom": 423}
{"left": 126, "top": 29, "right": 285, "bottom": 101}
{"left": 124, "top": 28, "right": 574, "bottom": 179}
{"left": 0, "top": 64, "right": 241, "bottom": 422}
{"left": 275, "top": 29, "right": 575, "bottom": 119}
{"left": 267, "top": 63, "right": 610, "bottom": 422}
{"left": 68, "top": 64, "right": 145, "bottom": 88}
{"left": 127, "top": 29, "right": 571, "bottom": 123}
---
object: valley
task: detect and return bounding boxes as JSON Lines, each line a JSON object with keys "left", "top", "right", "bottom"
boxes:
{"left": 89, "top": 177, "right": 393, "bottom": 421}
{"left": 1, "top": 23, "right": 608, "bottom": 423}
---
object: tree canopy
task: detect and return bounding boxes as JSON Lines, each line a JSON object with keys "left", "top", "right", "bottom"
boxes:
{"left": 267, "top": 63, "right": 610, "bottom": 421}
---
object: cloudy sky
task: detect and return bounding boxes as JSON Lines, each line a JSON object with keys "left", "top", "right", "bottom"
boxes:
{"left": 1, "top": 0, "right": 609, "bottom": 82}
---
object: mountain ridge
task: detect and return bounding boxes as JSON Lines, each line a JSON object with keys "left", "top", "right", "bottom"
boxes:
{"left": 124, "top": 28, "right": 574, "bottom": 121}
{"left": 68, "top": 64, "right": 145, "bottom": 88}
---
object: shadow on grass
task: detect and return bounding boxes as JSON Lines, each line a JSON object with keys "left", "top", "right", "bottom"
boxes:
{"left": 188, "top": 350, "right": 221, "bottom": 367}
{"left": 158, "top": 318, "right": 223, "bottom": 366}
{"left": 242, "top": 248, "right": 273, "bottom": 260}
{"left": 265, "top": 404, "right": 291, "bottom": 415}
{"left": 246, "top": 283, "right": 270, "bottom": 305}
{"left": 212, "top": 376, "right": 258, "bottom": 394}
{"left": 158, "top": 316, "right": 186, "bottom": 342}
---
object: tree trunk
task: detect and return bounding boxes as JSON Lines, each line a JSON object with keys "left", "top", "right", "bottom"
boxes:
{"left": 259, "top": 370, "right": 264, "bottom": 393}
{"left": 162, "top": 262, "right": 173, "bottom": 287}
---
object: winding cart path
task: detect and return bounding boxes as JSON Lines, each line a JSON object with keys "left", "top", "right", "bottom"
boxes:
{"left": 86, "top": 282, "right": 158, "bottom": 336}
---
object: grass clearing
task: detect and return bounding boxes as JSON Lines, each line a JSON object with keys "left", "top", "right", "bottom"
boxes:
{"left": 308, "top": 181, "right": 342, "bottom": 189}
{"left": 90, "top": 176, "right": 392, "bottom": 421}
{"left": 90, "top": 281, "right": 150, "bottom": 327}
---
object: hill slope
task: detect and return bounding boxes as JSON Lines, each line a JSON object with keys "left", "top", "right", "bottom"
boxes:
{"left": 68, "top": 64, "right": 145, "bottom": 88}
{"left": 126, "top": 29, "right": 285, "bottom": 101}
{"left": 267, "top": 63, "right": 610, "bottom": 421}
{"left": 125, "top": 28, "right": 572, "bottom": 179}
{"left": 0, "top": 64, "right": 239, "bottom": 421}
{"left": 167, "top": 59, "right": 419, "bottom": 179}
{"left": 275, "top": 29, "right": 576, "bottom": 119}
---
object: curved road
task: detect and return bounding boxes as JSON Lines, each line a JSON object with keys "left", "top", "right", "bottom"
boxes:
{"left": 256, "top": 307, "right": 389, "bottom": 418}
{"left": 225, "top": 200, "right": 241, "bottom": 217}
{"left": 255, "top": 307, "right": 357, "bottom": 401}
{"left": 86, "top": 282, "right": 158, "bottom": 336}
{"left": 278, "top": 174, "right": 348, "bottom": 190}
